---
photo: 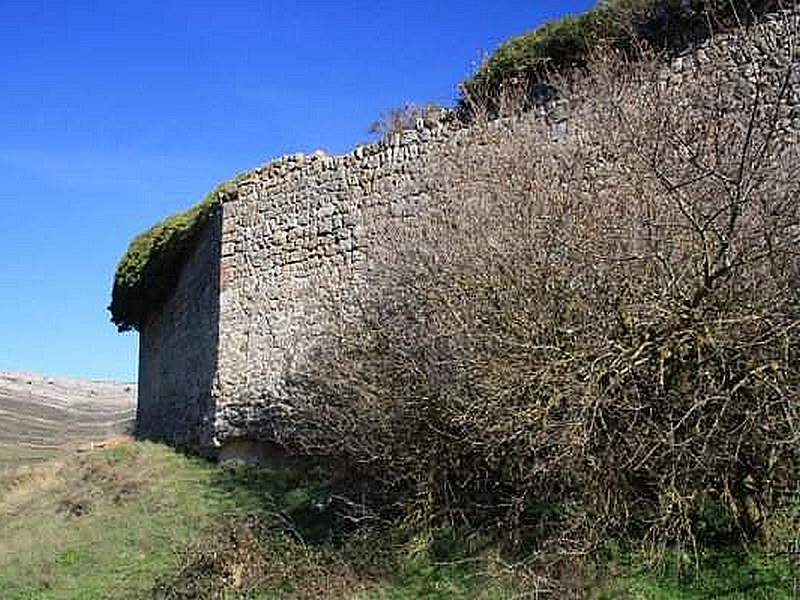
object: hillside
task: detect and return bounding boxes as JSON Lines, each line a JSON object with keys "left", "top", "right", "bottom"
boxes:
{"left": 1, "top": 441, "right": 797, "bottom": 598}
{"left": 0, "top": 442, "right": 519, "bottom": 599}
{"left": 0, "top": 372, "right": 136, "bottom": 472}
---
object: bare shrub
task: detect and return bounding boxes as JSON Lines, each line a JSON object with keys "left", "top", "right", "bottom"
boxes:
{"left": 285, "top": 16, "right": 800, "bottom": 576}
{"left": 369, "top": 103, "right": 451, "bottom": 139}
{"left": 153, "top": 516, "right": 372, "bottom": 600}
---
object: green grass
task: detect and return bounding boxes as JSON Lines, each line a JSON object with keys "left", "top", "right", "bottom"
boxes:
{"left": 0, "top": 442, "right": 512, "bottom": 599}
{"left": 0, "top": 443, "right": 235, "bottom": 599}
{"left": 598, "top": 547, "right": 800, "bottom": 598}
{"left": 461, "top": 7, "right": 617, "bottom": 104}
{"left": 1, "top": 441, "right": 796, "bottom": 598}
{"left": 362, "top": 558, "right": 515, "bottom": 599}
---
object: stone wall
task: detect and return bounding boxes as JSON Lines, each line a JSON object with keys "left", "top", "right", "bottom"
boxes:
{"left": 135, "top": 8, "right": 800, "bottom": 455}
{"left": 136, "top": 209, "right": 221, "bottom": 453}
{"left": 666, "top": 9, "right": 800, "bottom": 119}
{"left": 212, "top": 121, "right": 459, "bottom": 444}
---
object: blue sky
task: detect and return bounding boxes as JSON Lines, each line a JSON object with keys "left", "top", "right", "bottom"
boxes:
{"left": 0, "top": 0, "right": 594, "bottom": 382}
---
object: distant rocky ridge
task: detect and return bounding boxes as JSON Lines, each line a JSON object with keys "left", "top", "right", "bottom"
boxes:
{"left": 0, "top": 372, "right": 136, "bottom": 470}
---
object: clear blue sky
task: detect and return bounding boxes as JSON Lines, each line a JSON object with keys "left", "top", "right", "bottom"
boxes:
{"left": 0, "top": 0, "right": 594, "bottom": 382}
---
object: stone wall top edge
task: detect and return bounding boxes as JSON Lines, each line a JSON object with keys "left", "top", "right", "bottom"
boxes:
{"left": 221, "top": 118, "right": 464, "bottom": 201}
{"left": 218, "top": 5, "right": 800, "bottom": 204}
{"left": 671, "top": 7, "right": 800, "bottom": 55}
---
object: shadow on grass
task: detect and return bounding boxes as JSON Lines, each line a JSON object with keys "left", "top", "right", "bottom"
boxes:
{"left": 188, "top": 453, "right": 800, "bottom": 599}
{"left": 597, "top": 543, "right": 800, "bottom": 599}
{"left": 153, "top": 457, "right": 388, "bottom": 600}
{"left": 206, "top": 458, "right": 355, "bottom": 546}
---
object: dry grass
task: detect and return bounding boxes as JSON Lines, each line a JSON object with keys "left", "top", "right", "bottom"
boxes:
{"left": 154, "top": 515, "right": 376, "bottom": 600}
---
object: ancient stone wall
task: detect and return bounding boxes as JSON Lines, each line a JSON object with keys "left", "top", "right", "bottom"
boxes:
{"left": 135, "top": 8, "right": 800, "bottom": 455}
{"left": 666, "top": 9, "right": 800, "bottom": 114}
{"left": 136, "top": 210, "right": 221, "bottom": 452}
{"left": 212, "top": 122, "right": 459, "bottom": 444}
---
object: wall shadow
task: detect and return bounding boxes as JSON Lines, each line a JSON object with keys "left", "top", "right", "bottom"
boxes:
{"left": 134, "top": 208, "right": 222, "bottom": 456}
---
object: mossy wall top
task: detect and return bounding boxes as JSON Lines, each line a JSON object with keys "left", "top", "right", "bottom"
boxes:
{"left": 110, "top": 185, "right": 234, "bottom": 332}
{"left": 460, "top": 0, "right": 782, "bottom": 111}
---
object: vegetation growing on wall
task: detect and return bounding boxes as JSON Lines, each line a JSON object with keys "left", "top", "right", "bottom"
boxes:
{"left": 460, "top": 0, "right": 782, "bottom": 114}
{"left": 109, "top": 184, "right": 232, "bottom": 332}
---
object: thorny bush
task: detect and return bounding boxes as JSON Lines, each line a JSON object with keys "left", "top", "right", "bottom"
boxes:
{"left": 285, "top": 14, "right": 800, "bottom": 573}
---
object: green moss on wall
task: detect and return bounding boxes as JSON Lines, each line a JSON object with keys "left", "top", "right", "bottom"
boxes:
{"left": 460, "top": 0, "right": 781, "bottom": 113}
{"left": 109, "top": 184, "right": 232, "bottom": 332}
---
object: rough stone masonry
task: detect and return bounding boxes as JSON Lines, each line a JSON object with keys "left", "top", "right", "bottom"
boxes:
{"left": 134, "top": 9, "right": 800, "bottom": 459}
{"left": 136, "top": 110, "right": 468, "bottom": 455}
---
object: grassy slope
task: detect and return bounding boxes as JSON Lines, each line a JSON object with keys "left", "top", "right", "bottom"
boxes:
{"left": 1, "top": 441, "right": 796, "bottom": 599}
{"left": 0, "top": 442, "right": 515, "bottom": 599}
{"left": 0, "top": 443, "right": 227, "bottom": 599}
